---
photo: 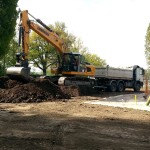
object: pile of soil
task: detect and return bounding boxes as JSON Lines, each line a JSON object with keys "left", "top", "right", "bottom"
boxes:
{"left": 0, "top": 77, "right": 73, "bottom": 103}
{"left": 0, "top": 76, "right": 101, "bottom": 103}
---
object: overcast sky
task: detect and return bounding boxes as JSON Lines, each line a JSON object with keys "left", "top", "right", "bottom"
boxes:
{"left": 18, "top": 0, "right": 150, "bottom": 68}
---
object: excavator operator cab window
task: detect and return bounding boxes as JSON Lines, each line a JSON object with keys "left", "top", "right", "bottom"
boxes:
{"left": 62, "top": 53, "right": 80, "bottom": 72}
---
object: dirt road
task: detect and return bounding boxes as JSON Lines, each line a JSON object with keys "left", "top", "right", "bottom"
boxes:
{"left": 0, "top": 95, "right": 150, "bottom": 150}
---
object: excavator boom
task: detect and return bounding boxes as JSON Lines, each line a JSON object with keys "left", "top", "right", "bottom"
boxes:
{"left": 6, "top": 10, "right": 95, "bottom": 83}
{"left": 6, "top": 10, "right": 65, "bottom": 80}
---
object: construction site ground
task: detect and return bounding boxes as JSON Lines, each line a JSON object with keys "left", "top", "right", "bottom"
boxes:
{"left": 0, "top": 91, "right": 150, "bottom": 150}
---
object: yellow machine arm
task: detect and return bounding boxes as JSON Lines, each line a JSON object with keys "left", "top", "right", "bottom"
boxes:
{"left": 21, "top": 10, "right": 64, "bottom": 60}
{"left": 6, "top": 10, "right": 95, "bottom": 81}
{"left": 6, "top": 10, "right": 65, "bottom": 79}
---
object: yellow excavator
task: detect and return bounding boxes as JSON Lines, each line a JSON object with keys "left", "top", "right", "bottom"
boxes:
{"left": 6, "top": 10, "right": 95, "bottom": 86}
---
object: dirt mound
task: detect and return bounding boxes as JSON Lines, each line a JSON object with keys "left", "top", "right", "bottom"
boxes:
{"left": 0, "top": 77, "right": 71, "bottom": 103}
{"left": 0, "top": 76, "right": 100, "bottom": 103}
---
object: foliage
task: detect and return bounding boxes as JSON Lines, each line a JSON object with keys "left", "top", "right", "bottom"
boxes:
{"left": 145, "top": 23, "right": 150, "bottom": 67}
{"left": 0, "top": 64, "right": 5, "bottom": 76}
{"left": 51, "top": 23, "right": 106, "bottom": 67}
{"left": 50, "top": 22, "right": 77, "bottom": 52}
{"left": 74, "top": 39, "right": 106, "bottom": 67}
{"left": 29, "top": 21, "right": 106, "bottom": 75}
{"left": 0, "top": 0, "right": 18, "bottom": 58}
{"left": 85, "top": 53, "right": 106, "bottom": 67}
{"left": 5, "top": 38, "right": 18, "bottom": 67}
{"left": 145, "top": 69, "right": 150, "bottom": 79}
{"left": 29, "top": 22, "right": 78, "bottom": 75}
{"left": 29, "top": 32, "right": 58, "bottom": 75}
{"left": 0, "top": 38, "right": 18, "bottom": 76}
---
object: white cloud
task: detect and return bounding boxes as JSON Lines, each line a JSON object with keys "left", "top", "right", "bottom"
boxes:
{"left": 18, "top": 0, "right": 150, "bottom": 68}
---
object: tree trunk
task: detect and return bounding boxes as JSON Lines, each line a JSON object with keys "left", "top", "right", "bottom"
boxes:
{"left": 42, "top": 61, "right": 47, "bottom": 76}
{"left": 43, "top": 68, "right": 46, "bottom": 76}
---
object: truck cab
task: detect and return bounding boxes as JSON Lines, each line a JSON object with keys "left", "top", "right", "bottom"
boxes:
{"left": 133, "top": 65, "right": 145, "bottom": 91}
{"left": 134, "top": 66, "right": 144, "bottom": 82}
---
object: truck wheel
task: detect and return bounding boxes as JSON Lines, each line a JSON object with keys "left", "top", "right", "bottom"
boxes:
{"left": 117, "top": 82, "right": 125, "bottom": 92}
{"left": 134, "top": 83, "right": 141, "bottom": 92}
{"left": 109, "top": 81, "right": 117, "bottom": 92}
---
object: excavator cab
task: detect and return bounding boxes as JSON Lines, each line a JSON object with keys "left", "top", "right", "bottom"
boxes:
{"left": 60, "top": 52, "right": 95, "bottom": 76}
{"left": 62, "top": 53, "right": 81, "bottom": 72}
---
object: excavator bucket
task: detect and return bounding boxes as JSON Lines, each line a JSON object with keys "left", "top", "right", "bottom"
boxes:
{"left": 6, "top": 66, "right": 30, "bottom": 81}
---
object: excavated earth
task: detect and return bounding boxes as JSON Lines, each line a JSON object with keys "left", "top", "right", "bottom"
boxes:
{"left": 0, "top": 77, "right": 150, "bottom": 150}
{"left": 0, "top": 76, "right": 97, "bottom": 103}
{"left": 0, "top": 76, "right": 73, "bottom": 103}
{"left": 0, "top": 76, "right": 144, "bottom": 103}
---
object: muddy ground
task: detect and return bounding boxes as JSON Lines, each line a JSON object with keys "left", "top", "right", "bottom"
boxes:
{"left": 0, "top": 93, "right": 150, "bottom": 150}
{"left": 0, "top": 77, "right": 150, "bottom": 149}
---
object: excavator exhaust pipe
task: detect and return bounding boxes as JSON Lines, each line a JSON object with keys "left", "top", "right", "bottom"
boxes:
{"left": 6, "top": 67, "right": 30, "bottom": 81}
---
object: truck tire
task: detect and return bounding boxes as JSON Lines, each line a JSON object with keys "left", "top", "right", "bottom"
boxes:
{"left": 117, "top": 82, "right": 125, "bottom": 92}
{"left": 134, "top": 83, "right": 141, "bottom": 92}
{"left": 109, "top": 81, "right": 117, "bottom": 92}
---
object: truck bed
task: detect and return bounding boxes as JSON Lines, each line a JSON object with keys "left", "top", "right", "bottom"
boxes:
{"left": 95, "top": 67, "right": 133, "bottom": 80}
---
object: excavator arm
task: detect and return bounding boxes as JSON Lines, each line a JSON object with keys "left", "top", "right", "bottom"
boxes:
{"left": 6, "top": 10, "right": 95, "bottom": 82}
{"left": 6, "top": 10, "right": 65, "bottom": 80}
{"left": 20, "top": 10, "right": 64, "bottom": 59}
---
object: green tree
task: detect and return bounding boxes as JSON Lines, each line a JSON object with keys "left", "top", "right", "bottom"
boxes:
{"left": 29, "top": 22, "right": 78, "bottom": 75}
{"left": 0, "top": 64, "right": 5, "bottom": 76}
{"left": 29, "top": 21, "right": 106, "bottom": 75}
{"left": 85, "top": 53, "right": 106, "bottom": 67}
{"left": 50, "top": 22, "right": 77, "bottom": 52}
{"left": 145, "top": 23, "right": 150, "bottom": 68}
{"left": 29, "top": 32, "right": 57, "bottom": 75}
{"left": 54, "top": 22, "right": 105, "bottom": 67}
{"left": 73, "top": 38, "right": 106, "bottom": 66}
{"left": 80, "top": 49, "right": 106, "bottom": 67}
{"left": 144, "top": 69, "right": 150, "bottom": 79}
{"left": 0, "top": 0, "right": 18, "bottom": 58}
{"left": 0, "top": 38, "right": 18, "bottom": 76}
{"left": 5, "top": 38, "right": 18, "bottom": 67}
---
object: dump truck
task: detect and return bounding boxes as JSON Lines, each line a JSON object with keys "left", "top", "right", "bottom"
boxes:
{"left": 94, "top": 65, "right": 144, "bottom": 92}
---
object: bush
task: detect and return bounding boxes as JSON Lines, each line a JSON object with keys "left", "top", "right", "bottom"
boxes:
{"left": 0, "top": 65, "right": 5, "bottom": 76}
